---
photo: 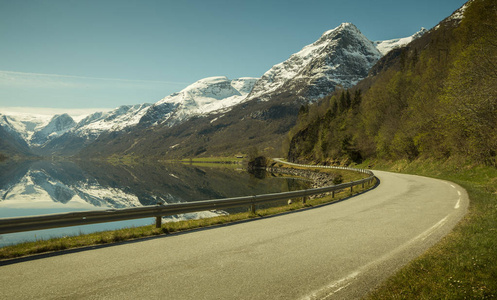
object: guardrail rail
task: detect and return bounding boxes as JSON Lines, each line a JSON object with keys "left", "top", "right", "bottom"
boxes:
{"left": 0, "top": 161, "right": 376, "bottom": 235}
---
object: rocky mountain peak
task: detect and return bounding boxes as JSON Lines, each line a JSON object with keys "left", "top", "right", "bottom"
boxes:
{"left": 246, "top": 22, "right": 382, "bottom": 103}
{"left": 48, "top": 113, "right": 75, "bottom": 131}
{"left": 30, "top": 113, "right": 76, "bottom": 146}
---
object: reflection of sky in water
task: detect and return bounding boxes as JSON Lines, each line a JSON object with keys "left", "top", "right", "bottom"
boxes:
{"left": 0, "top": 161, "right": 309, "bottom": 247}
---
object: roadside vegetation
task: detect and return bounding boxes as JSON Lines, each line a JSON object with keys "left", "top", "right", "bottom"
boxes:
{"left": 0, "top": 163, "right": 375, "bottom": 260}
{"left": 362, "top": 158, "right": 497, "bottom": 299}
{"left": 282, "top": 2, "right": 497, "bottom": 297}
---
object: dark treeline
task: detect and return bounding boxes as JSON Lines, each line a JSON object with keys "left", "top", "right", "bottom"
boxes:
{"left": 288, "top": 0, "right": 497, "bottom": 166}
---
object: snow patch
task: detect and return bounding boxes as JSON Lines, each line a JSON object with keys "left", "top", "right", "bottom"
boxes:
{"left": 374, "top": 28, "right": 427, "bottom": 56}
{"left": 448, "top": 2, "right": 469, "bottom": 22}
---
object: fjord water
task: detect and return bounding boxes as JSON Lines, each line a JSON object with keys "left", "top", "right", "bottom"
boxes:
{"left": 0, "top": 160, "right": 309, "bottom": 247}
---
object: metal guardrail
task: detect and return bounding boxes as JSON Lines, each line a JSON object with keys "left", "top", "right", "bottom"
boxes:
{"left": 272, "top": 158, "right": 374, "bottom": 175}
{"left": 0, "top": 162, "right": 375, "bottom": 235}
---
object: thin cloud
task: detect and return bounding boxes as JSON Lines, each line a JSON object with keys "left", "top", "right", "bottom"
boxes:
{"left": 0, "top": 70, "right": 190, "bottom": 86}
{"left": 0, "top": 70, "right": 190, "bottom": 108}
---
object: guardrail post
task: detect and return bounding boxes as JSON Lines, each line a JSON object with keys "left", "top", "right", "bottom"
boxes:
{"left": 250, "top": 203, "right": 256, "bottom": 214}
{"left": 155, "top": 202, "right": 163, "bottom": 228}
{"left": 332, "top": 191, "right": 335, "bottom": 198}
{"left": 250, "top": 197, "right": 256, "bottom": 214}
{"left": 302, "top": 196, "right": 307, "bottom": 204}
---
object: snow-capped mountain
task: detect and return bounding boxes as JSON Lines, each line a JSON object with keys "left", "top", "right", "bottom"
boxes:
{"left": 0, "top": 113, "right": 46, "bottom": 156}
{"left": 247, "top": 23, "right": 383, "bottom": 102}
{"left": 30, "top": 113, "right": 76, "bottom": 146}
{"left": 0, "top": 113, "right": 50, "bottom": 143}
{"left": 1, "top": 105, "right": 153, "bottom": 155}
{"left": 374, "top": 28, "right": 428, "bottom": 55}
{"left": 25, "top": 77, "right": 259, "bottom": 155}
{"left": 140, "top": 76, "right": 258, "bottom": 126}
{"left": 0, "top": 23, "right": 425, "bottom": 157}
{"left": 26, "top": 103, "right": 154, "bottom": 156}
{"left": 71, "top": 103, "right": 152, "bottom": 139}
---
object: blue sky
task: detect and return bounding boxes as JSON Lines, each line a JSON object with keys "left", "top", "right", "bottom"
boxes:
{"left": 0, "top": 0, "right": 467, "bottom": 114}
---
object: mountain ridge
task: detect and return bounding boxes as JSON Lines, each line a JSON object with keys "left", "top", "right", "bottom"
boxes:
{"left": 0, "top": 23, "right": 426, "bottom": 158}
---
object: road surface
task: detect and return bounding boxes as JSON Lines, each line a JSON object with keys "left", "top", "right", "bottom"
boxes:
{"left": 0, "top": 170, "right": 468, "bottom": 299}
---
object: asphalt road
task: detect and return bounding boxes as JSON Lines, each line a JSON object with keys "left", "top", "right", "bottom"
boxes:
{"left": 0, "top": 170, "right": 468, "bottom": 299}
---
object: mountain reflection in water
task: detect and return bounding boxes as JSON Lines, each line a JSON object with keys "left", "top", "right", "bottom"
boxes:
{"left": 0, "top": 160, "right": 309, "bottom": 246}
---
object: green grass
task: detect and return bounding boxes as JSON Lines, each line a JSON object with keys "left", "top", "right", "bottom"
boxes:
{"left": 0, "top": 226, "right": 165, "bottom": 259}
{"left": 105, "top": 154, "right": 142, "bottom": 165}
{"left": 0, "top": 166, "right": 375, "bottom": 260}
{"left": 175, "top": 156, "right": 245, "bottom": 164}
{"left": 179, "top": 162, "right": 243, "bottom": 169}
{"left": 361, "top": 158, "right": 497, "bottom": 299}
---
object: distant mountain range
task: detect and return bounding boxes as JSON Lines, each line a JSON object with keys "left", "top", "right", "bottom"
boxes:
{"left": 0, "top": 23, "right": 426, "bottom": 158}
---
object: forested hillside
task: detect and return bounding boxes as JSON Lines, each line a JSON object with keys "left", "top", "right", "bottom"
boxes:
{"left": 288, "top": 0, "right": 497, "bottom": 166}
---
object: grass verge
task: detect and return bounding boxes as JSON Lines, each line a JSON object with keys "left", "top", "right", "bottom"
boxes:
{"left": 361, "top": 158, "right": 497, "bottom": 299}
{"left": 175, "top": 157, "right": 245, "bottom": 164}
{"left": 0, "top": 167, "right": 375, "bottom": 261}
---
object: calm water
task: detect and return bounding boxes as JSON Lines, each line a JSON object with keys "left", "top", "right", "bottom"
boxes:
{"left": 0, "top": 160, "right": 309, "bottom": 246}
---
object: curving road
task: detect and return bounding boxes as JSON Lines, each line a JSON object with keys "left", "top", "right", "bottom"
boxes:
{"left": 0, "top": 170, "right": 468, "bottom": 299}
